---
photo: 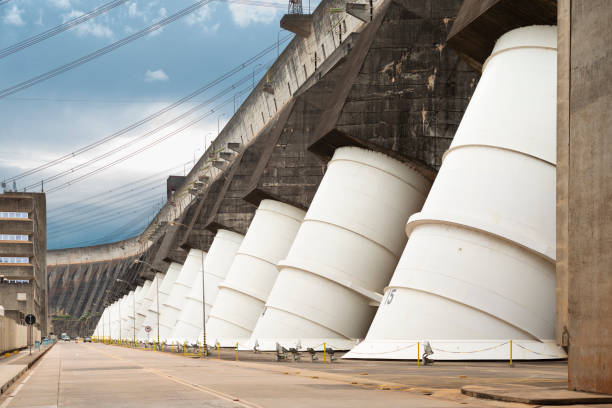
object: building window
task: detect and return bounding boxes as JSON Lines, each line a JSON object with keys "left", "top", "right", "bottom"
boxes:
{"left": 0, "top": 257, "right": 29, "bottom": 264}
{"left": 0, "top": 234, "right": 29, "bottom": 241}
{"left": 0, "top": 212, "right": 28, "bottom": 219}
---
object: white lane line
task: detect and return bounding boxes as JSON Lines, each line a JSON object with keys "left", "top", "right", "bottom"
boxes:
{"left": 0, "top": 354, "right": 44, "bottom": 408}
{"left": 91, "top": 346, "right": 264, "bottom": 408}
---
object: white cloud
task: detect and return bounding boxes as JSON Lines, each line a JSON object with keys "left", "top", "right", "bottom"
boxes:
{"left": 0, "top": 100, "right": 225, "bottom": 248}
{"left": 185, "top": 6, "right": 212, "bottom": 25}
{"left": 146, "top": 7, "right": 167, "bottom": 37}
{"left": 228, "top": 2, "right": 281, "bottom": 27}
{"left": 3, "top": 5, "right": 25, "bottom": 26}
{"left": 128, "top": 3, "right": 143, "bottom": 18}
{"left": 63, "top": 10, "right": 114, "bottom": 38}
{"left": 35, "top": 10, "right": 44, "bottom": 26}
{"left": 184, "top": 5, "right": 220, "bottom": 32}
{"left": 144, "top": 69, "right": 169, "bottom": 82}
{"left": 48, "top": 0, "right": 72, "bottom": 9}
{"left": 206, "top": 22, "right": 220, "bottom": 33}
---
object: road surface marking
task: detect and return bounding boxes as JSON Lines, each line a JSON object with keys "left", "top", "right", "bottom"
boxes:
{"left": 90, "top": 346, "right": 263, "bottom": 408}
{"left": 0, "top": 367, "right": 38, "bottom": 408}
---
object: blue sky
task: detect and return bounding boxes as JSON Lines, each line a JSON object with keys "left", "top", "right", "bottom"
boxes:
{"left": 0, "top": 0, "right": 305, "bottom": 249}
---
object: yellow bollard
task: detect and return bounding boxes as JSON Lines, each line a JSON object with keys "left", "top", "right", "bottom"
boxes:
{"left": 323, "top": 342, "right": 327, "bottom": 364}
{"left": 183, "top": 342, "right": 187, "bottom": 357}
{"left": 417, "top": 342, "right": 420, "bottom": 366}
{"left": 236, "top": 342, "right": 239, "bottom": 361}
{"left": 510, "top": 340, "right": 513, "bottom": 366}
{"left": 217, "top": 343, "right": 221, "bottom": 360}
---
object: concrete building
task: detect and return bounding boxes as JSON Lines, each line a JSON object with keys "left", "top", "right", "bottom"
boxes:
{"left": 0, "top": 192, "right": 48, "bottom": 336}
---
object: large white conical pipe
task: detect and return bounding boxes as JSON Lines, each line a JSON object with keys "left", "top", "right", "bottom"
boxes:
{"left": 134, "top": 281, "right": 151, "bottom": 330}
{"left": 346, "top": 26, "right": 566, "bottom": 360}
{"left": 171, "top": 258, "right": 205, "bottom": 344}
{"left": 120, "top": 294, "right": 131, "bottom": 340}
{"left": 136, "top": 275, "right": 162, "bottom": 340}
{"left": 160, "top": 250, "right": 205, "bottom": 343}
{"left": 98, "top": 308, "right": 108, "bottom": 339}
{"left": 207, "top": 200, "right": 306, "bottom": 347}
{"left": 140, "top": 263, "right": 182, "bottom": 343}
{"left": 110, "top": 300, "right": 120, "bottom": 340}
{"left": 202, "top": 230, "right": 243, "bottom": 318}
{"left": 250, "top": 147, "right": 431, "bottom": 350}
{"left": 122, "top": 290, "right": 137, "bottom": 340}
{"left": 172, "top": 230, "right": 243, "bottom": 345}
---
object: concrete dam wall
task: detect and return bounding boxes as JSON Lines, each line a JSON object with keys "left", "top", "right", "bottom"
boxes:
{"left": 51, "top": 0, "right": 481, "bottom": 342}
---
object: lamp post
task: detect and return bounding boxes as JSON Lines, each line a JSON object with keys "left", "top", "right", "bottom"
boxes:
{"left": 134, "top": 260, "right": 161, "bottom": 346}
{"left": 217, "top": 113, "right": 225, "bottom": 137}
{"left": 170, "top": 221, "right": 207, "bottom": 355}
{"left": 205, "top": 131, "right": 214, "bottom": 151}
{"left": 117, "top": 279, "right": 137, "bottom": 346}
{"left": 118, "top": 298, "right": 121, "bottom": 343}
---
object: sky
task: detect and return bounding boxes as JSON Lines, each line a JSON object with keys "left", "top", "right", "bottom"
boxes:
{"left": 0, "top": 0, "right": 307, "bottom": 249}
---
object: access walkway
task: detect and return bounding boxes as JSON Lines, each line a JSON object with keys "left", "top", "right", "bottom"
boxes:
{"left": 0, "top": 342, "right": 609, "bottom": 408}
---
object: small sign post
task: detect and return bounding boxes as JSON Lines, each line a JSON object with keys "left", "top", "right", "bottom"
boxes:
{"left": 145, "top": 325, "right": 152, "bottom": 345}
{"left": 25, "top": 314, "right": 36, "bottom": 355}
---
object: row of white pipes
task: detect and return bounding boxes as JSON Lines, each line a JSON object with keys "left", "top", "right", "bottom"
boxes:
{"left": 94, "top": 25, "right": 566, "bottom": 360}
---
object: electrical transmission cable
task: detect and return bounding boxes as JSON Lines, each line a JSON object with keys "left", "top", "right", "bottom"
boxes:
{"left": 48, "top": 201, "right": 164, "bottom": 242}
{"left": 0, "top": 0, "right": 215, "bottom": 100}
{"left": 47, "top": 161, "right": 191, "bottom": 216}
{"left": 69, "top": 210, "right": 154, "bottom": 247}
{"left": 45, "top": 83, "right": 253, "bottom": 194}
{"left": 47, "top": 197, "right": 166, "bottom": 239}
{"left": 0, "top": 0, "right": 285, "bottom": 62}
{"left": 48, "top": 194, "right": 166, "bottom": 238}
{"left": 24, "top": 61, "right": 272, "bottom": 191}
{"left": 4, "top": 35, "right": 291, "bottom": 185}
{"left": 48, "top": 182, "right": 166, "bottom": 226}
{"left": 0, "top": 0, "right": 129, "bottom": 60}
{"left": 48, "top": 178, "right": 165, "bottom": 219}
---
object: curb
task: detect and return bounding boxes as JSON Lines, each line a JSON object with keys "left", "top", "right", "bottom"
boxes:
{"left": 461, "top": 385, "right": 612, "bottom": 405}
{"left": 0, "top": 342, "right": 55, "bottom": 395}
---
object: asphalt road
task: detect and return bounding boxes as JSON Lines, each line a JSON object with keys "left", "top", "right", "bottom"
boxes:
{"left": 0, "top": 342, "right": 500, "bottom": 408}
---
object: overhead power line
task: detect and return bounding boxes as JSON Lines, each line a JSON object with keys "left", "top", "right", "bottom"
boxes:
{"left": 24, "top": 61, "right": 272, "bottom": 192}
{"left": 0, "top": 0, "right": 285, "bottom": 61}
{"left": 45, "top": 83, "right": 253, "bottom": 194}
{"left": 0, "top": 0, "right": 129, "bottom": 60}
{"left": 48, "top": 177, "right": 165, "bottom": 218}
{"left": 4, "top": 35, "right": 291, "bottom": 185}
{"left": 47, "top": 161, "right": 191, "bottom": 216}
{"left": 65, "top": 207, "right": 157, "bottom": 248}
{"left": 48, "top": 195, "right": 166, "bottom": 239}
{"left": 48, "top": 192, "right": 165, "bottom": 234}
{"left": 0, "top": 0, "right": 215, "bottom": 100}
{"left": 47, "top": 182, "right": 165, "bottom": 226}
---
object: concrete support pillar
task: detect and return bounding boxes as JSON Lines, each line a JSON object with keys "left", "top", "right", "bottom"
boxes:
{"left": 161, "top": 250, "right": 205, "bottom": 343}
{"left": 250, "top": 147, "right": 431, "bottom": 350}
{"left": 206, "top": 200, "right": 305, "bottom": 346}
{"left": 140, "top": 263, "right": 181, "bottom": 343}
{"left": 347, "top": 26, "right": 565, "bottom": 360}
{"left": 566, "top": 0, "right": 612, "bottom": 393}
{"left": 136, "top": 275, "right": 162, "bottom": 340}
